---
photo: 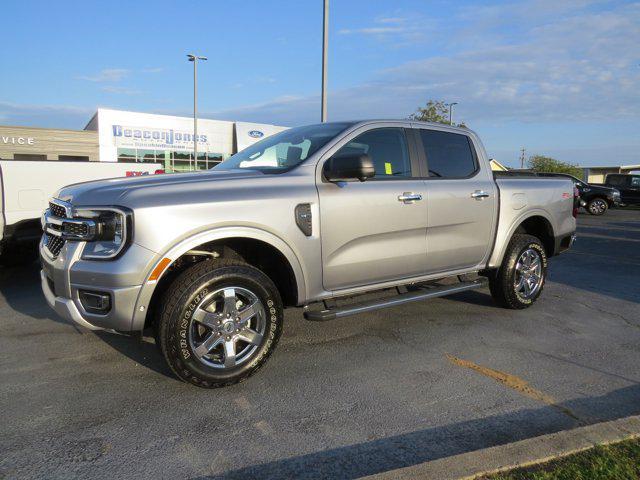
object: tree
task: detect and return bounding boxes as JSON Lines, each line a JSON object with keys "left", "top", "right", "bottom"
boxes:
{"left": 409, "top": 100, "right": 467, "bottom": 128}
{"left": 527, "top": 155, "right": 582, "bottom": 177}
{"left": 409, "top": 100, "right": 449, "bottom": 123}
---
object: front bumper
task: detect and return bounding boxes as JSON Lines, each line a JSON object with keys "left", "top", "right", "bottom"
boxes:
{"left": 40, "top": 238, "right": 156, "bottom": 331}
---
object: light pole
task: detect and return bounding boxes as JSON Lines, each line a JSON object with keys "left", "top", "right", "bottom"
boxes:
{"left": 321, "top": 0, "right": 329, "bottom": 122}
{"left": 187, "top": 53, "right": 207, "bottom": 171}
{"left": 448, "top": 102, "right": 458, "bottom": 125}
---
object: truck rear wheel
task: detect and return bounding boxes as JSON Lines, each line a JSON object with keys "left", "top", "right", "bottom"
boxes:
{"left": 158, "top": 258, "right": 283, "bottom": 388}
{"left": 489, "top": 234, "right": 547, "bottom": 309}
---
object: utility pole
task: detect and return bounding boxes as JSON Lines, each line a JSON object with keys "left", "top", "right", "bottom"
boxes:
{"left": 321, "top": 0, "right": 329, "bottom": 122}
{"left": 520, "top": 148, "right": 526, "bottom": 169}
{"left": 187, "top": 54, "right": 207, "bottom": 171}
{"left": 448, "top": 102, "right": 458, "bottom": 125}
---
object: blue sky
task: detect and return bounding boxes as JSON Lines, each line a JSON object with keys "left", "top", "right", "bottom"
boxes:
{"left": 1, "top": 0, "right": 638, "bottom": 167}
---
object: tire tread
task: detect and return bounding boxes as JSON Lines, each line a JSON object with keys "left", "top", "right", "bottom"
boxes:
{"left": 158, "top": 258, "right": 283, "bottom": 388}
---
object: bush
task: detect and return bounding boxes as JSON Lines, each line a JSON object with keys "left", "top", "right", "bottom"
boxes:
{"left": 528, "top": 155, "right": 582, "bottom": 178}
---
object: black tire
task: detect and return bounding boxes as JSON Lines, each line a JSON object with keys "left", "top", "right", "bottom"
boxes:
{"left": 587, "top": 198, "right": 608, "bottom": 215}
{"left": 489, "top": 234, "right": 548, "bottom": 309}
{"left": 158, "top": 258, "right": 283, "bottom": 388}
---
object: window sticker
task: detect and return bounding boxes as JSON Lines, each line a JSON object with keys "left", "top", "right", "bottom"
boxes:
{"left": 385, "top": 162, "right": 393, "bottom": 175}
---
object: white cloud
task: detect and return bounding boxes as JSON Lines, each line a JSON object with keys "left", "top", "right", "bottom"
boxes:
{"left": 339, "top": 26, "right": 406, "bottom": 35}
{"left": 376, "top": 17, "right": 407, "bottom": 24}
{"left": 337, "top": 14, "right": 431, "bottom": 42}
{"left": 216, "top": 1, "right": 640, "bottom": 127}
{"left": 77, "top": 68, "right": 129, "bottom": 82}
{"left": 101, "top": 85, "right": 142, "bottom": 95}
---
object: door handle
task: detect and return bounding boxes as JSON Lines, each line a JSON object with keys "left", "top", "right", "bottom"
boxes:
{"left": 398, "top": 192, "right": 423, "bottom": 203}
{"left": 471, "top": 190, "right": 490, "bottom": 200}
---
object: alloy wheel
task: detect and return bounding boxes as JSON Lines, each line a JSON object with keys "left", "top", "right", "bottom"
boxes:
{"left": 188, "top": 286, "right": 266, "bottom": 369}
{"left": 514, "top": 248, "right": 543, "bottom": 300}
{"left": 589, "top": 199, "right": 606, "bottom": 214}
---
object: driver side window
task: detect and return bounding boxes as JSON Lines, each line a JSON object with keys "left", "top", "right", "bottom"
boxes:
{"left": 335, "top": 128, "right": 411, "bottom": 179}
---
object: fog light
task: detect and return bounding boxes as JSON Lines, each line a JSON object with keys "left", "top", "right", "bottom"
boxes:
{"left": 79, "top": 290, "right": 111, "bottom": 314}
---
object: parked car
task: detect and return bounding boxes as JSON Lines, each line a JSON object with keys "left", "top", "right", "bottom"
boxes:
{"left": 537, "top": 172, "right": 621, "bottom": 215}
{"left": 0, "top": 160, "right": 163, "bottom": 266}
{"left": 602, "top": 173, "right": 640, "bottom": 206}
{"left": 40, "top": 121, "right": 576, "bottom": 388}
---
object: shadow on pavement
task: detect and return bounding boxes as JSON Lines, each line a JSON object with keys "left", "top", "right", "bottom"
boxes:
{"left": 549, "top": 225, "right": 640, "bottom": 304}
{"left": 197, "top": 383, "right": 640, "bottom": 480}
{"left": 441, "top": 289, "right": 499, "bottom": 309}
{"left": 0, "top": 259, "right": 61, "bottom": 322}
{"left": 0, "top": 259, "right": 175, "bottom": 379}
{"left": 93, "top": 331, "right": 176, "bottom": 381}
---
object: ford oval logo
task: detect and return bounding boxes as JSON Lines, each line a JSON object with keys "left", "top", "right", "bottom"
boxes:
{"left": 248, "top": 130, "right": 264, "bottom": 138}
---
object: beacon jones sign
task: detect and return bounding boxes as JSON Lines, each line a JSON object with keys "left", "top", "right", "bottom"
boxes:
{"left": 112, "top": 125, "right": 208, "bottom": 151}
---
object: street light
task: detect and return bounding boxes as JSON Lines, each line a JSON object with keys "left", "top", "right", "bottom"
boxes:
{"left": 187, "top": 53, "right": 207, "bottom": 171}
{"left": 321, "top": 0, "right": 329, "bottom": 122}
{"left": 448, "top": 102, "right": 458, "bottom": 125}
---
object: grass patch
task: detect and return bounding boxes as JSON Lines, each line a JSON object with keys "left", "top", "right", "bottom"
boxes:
{"left": 482, "top": 437, "right": 640, "bottom": 480}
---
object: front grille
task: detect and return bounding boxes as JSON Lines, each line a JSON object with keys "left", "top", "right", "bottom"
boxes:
{"left": 45, "top": 234, "right": 65, "bottom": 257}
{"left": 49, "top": 202, "right": 67, "bottom": 218}
{"left": 44, "top": 200, "right": 69, "bottom": 258}
{"left": 63, "top": 222, "right": 89, "bottom": 237}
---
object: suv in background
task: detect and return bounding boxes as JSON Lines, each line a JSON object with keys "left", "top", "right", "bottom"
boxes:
{"left": 538, "top": 173, "right": 620, "bottom": 215}
{"left": 603, "top": 174, "right": 640, "bottom": 206}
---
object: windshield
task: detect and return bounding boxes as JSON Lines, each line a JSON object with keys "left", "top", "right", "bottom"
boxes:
{"left": 215, "top": 122, "right": 353, "bottom": 173}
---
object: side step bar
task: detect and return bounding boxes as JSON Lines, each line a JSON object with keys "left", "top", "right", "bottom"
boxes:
{"left": 303, "top": 278, "right": 488, "bottom": 321}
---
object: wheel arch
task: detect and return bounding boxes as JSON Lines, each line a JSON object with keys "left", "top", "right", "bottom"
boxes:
{"left": 488, "top": 211, "right": 556, "bottom": 268}
{"left": 589, "top": 195, "right": 611, "bottom": 206}
{"left": 130, "top": 227, "right": 306, "bottom": 331}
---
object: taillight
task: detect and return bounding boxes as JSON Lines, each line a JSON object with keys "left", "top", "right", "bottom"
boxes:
{"left": 573, "top": 186, "right": 579, "bottom": 218}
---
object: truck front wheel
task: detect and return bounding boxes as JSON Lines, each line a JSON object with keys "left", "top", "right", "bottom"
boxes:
{"left": 488, "top": 234, "right": 548, "bottom": 309}
{"left": 158, "top": 259, "right": 283, "bottom": 388}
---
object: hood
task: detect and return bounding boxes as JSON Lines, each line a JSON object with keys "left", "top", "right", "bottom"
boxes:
{"left": 56, "top": 169, "right": 268, "bottom": 206}
{"left": 589, "top": 183, "right": 618, "bottom": 193}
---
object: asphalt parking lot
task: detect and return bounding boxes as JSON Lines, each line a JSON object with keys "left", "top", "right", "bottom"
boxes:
{"left": 1, "top": 208, "right": 639, "bottom": 480}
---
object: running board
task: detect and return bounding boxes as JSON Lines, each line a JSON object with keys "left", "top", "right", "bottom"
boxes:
{"left": 303, "top": 278, "right": 488, "bottom": 321}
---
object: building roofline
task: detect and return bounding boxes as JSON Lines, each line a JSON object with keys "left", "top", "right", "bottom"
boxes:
{"left": 489, "top": 158, "right": 509, "bottom": 170}
{"left": 0, "top": 124, "right": 96, "bottom": 134}
{"left": 580, "top": 164, "right": 640, "bottom": 170}
{"left": 83, "top": 111, "right": 98, "bottom": 131}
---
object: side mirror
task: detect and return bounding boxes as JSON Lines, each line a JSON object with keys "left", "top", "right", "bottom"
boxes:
{"left": 324, "top": 154, "right": 375, "bottom": 182}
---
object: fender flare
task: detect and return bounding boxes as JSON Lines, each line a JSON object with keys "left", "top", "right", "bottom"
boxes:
{"left": 130, "top": 226, "right": 307, "bottom": 331}
{"left": 488, "top": 209, "right": 556, "bottom": 268}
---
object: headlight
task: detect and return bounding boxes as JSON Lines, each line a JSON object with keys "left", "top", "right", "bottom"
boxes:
{"left": 70, "top": 207, "right": 132, "bottom": 260}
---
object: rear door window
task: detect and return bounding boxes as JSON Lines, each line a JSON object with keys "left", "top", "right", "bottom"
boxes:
{"left": 417, "top": 129, "right": 477, "bottom": 179}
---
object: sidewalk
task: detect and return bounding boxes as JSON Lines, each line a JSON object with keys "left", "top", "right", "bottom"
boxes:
{"left": 362, "top": 415, "right": 640, "bottom": 480}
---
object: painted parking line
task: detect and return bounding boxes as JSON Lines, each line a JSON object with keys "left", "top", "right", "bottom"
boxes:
{"left": 446, "top": 354, "right": 584, "bottom": 424}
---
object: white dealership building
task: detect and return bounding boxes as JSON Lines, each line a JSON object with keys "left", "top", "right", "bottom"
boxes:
{"left": 84, "top": 108, "right": 287, "bottom": 172}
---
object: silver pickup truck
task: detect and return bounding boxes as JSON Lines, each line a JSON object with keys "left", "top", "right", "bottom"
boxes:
{"left": 40, "top": 121, "right": 576, "bottom": 388}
